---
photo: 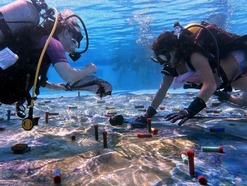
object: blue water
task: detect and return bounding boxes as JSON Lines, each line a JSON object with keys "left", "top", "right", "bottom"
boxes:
{"left": 50, "top": 0, "right": 246, "bottom": 91}
{"left": 1, "top": 0, "right": 246, "bottom": 93}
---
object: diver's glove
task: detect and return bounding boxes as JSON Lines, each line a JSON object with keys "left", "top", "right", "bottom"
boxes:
{"left": 214, "top": 90, "right": 230, "bottom": 102}
{"left": 134, "top": 106, "right": 157, "bottom": 125}
{"left": 165, "top": 97, "right": 206, "bottom": 126}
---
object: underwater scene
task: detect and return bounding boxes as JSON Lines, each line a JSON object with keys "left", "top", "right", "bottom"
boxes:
{"left": 0, "top": 0, "right": 247, "bottom": 185}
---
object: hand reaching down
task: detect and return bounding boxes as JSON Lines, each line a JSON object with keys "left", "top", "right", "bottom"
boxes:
{"left": 165, "top": 110, "right": 191, "bottom": 126}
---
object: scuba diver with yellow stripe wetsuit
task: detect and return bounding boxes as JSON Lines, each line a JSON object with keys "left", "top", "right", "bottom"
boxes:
{"left": 0, "top": 0, "right": 111, "bottom": 119}
{"left": 135, "top": 21, "right": 247, "bottom": 126}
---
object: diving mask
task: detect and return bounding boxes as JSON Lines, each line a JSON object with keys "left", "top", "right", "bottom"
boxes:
{"left": 64, "top": 14, "right": 89, "bottom": 61}
{"left": 151, "top": 52, "right": 171, "bottom": 66}
{"left": 67, "top": 23, "right": 83, "bottom": 48}
{"left": 71, "top": 28, "right": 83, "bottom": 47}
{"left": 151, "top": 52, "right": 178, "bottom": 76}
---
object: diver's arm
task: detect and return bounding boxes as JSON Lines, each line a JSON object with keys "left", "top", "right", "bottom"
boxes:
{"left": 165, "top": 52, "right": 216, "bottom": 125}
{"left": 191, "top": 52, "right": 217, "bottom": 102}
{"left": 135, "top": 75, "right": 174, "bottom": 123}
{"left": 151, "top": 75, "right": 174, "bottom": 109}
{"left": 54, "top": 62, "right": 96, "bottom": 83}
{"left": 44, "top": 81, "right": 66, "bottom": 90}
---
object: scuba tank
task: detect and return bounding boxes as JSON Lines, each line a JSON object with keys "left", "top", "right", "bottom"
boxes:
{"left": 184, "top": 23, "right": 201, "bottom": 34}
{"left": 0, "top": 0, "right": 40, "bottom": 43}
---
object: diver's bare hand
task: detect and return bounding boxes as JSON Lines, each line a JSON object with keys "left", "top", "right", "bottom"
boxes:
{"left": 85, "top": 63, "right": 97, "bottom": 74}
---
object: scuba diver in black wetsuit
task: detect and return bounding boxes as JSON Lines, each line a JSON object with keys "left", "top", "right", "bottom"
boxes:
{"left": 0, "top": 0, "right": 112, "bottom": 121}
{"left": 135, "top": 21, "right": 247, "bottom": 126}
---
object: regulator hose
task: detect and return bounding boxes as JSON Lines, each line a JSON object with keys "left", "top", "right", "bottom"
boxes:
{"left": 28, "top": 7, "right": 59, "bottom": 117}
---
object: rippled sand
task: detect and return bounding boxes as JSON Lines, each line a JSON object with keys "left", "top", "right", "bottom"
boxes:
{"left": 0, "top": 91, "right": 246, "bottom": 185}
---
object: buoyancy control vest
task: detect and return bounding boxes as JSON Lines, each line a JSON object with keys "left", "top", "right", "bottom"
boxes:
{"left": 0, "top": 26, "right": 51, "bottom": 105}
{"left": 0, "top": 0, "right": 54, "bottom": 105}
{"left": 176, "top": 21, "right": 247, "bottom": 91}
{"left": 178, "top": 21, "right": 246, "bottom": 70}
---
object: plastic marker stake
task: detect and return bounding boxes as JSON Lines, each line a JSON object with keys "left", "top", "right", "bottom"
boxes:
{"left": 107, "top": 111, "right": 117, "bottom": 114}
{"left": 38, "top": 102, "right": 45, "bottom": 105}
{"left": 105, "top": 106, "right": 115, "bottom": 109}
{"left": 0, "top": 126, "right": 6, "bottom": 131}
{"left": 7, "top": 110, "right": 11, "bottom": 120}
{"left": 147, "top": 118, "right": 152, "bottom": 133}
{"left": 209, "top": 127, "right": 225, "bottom": 133}
{"left": 94, "top": 125, "right": 99, "bottom": 141}
{"left": 129, "top": 121, "right": 147, "bottom": 129}
{"left": 180, "top": 151, "right": 188, "bottom": 164}
{"left": 186, "top": 92, "right": 194, "bottom": 96}
{"left": 187, "top": 150, "right": 195, "bottom": 176}
{"left": 159, "top": 106, "right": 165, "bottom": 110}
{"left": 134, "top": 105, "right": 144, "bottom": 108}
{"left": 105, "top": 113, "right": 115, "bottom": 117}
{"left": 198, "top": 175, "right": 208, "bottom": 185}
{"left": 102, "top": 131, "right": 107, "bottom": 148}
{"left": 11, "top": 144, "right": 30, "bottom": 154}
{"left": 45, "top": 112, "right": 59, "bottom": 123}
{"left": 213, "top": 109, "right": 222, "bottom": 113}
{"left": 45, "top": 112, "right": 49, "bottom": 123}
{"left": 172, "top": 106, "right": 182, "bottom": 111}
{"left": 211, "top": 102, "right": 220, "bottom": 107}
{"left": 136, "top": 133, "right": 152, "bottom": 138}
{"left": 97, "top": 100, "right": 105, "bottom": 103}
{"left": 53, "top": 169, "right": 61, "bottom": 184}
{"left": 205, "top": 109, "right": 213, "bottom": 113}
{"left": 49, "top": 112, "right": 59, "bottom": 116}
{"left": 152, "top": 128, "right": 158, "bottom": 135}
{"left": 201, "top": 146, "right": 224, "bottom": 153}
{"left": 205, "top": 109, "right": 222, "bottom": 113}
{"left": 70, "top": 133, "right": 76, "bottom": 141}
{"left": 68, "top": 105, "right": 78, "bottom": 110}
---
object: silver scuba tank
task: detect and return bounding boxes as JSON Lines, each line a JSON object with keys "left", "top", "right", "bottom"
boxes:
{"left": 0, "top": 0, "right": 40, "bottom": 43}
